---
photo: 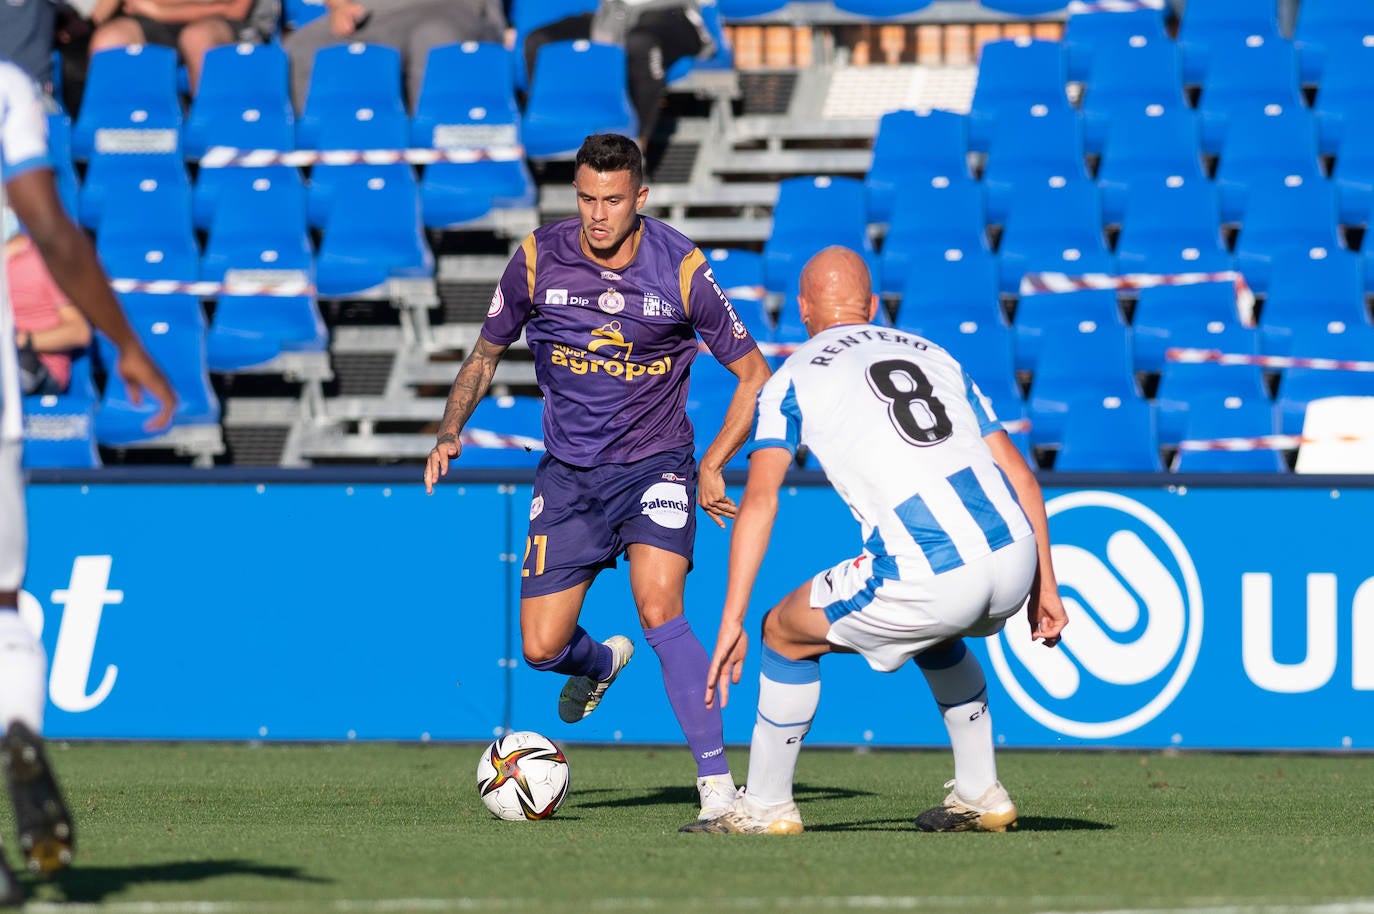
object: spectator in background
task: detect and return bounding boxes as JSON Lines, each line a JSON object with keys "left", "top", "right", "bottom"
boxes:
{"left": 86, "top": 0, "right": 279, "bottom": 94}
{"left": 0, "top": 0, "right": 59, "bottom": 95}
{"left": 4, "top": 208, "right": 92, "bottom": 397}
{"left": 283, "top": 0, "right": 508, "bottom": 115}
{"left": 523, "top": 0, "right": 716, "bottom": 152}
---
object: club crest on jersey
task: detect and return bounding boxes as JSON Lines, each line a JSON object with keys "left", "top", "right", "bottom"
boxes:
{"left": 530, "top": 494, "right": 544, "bottom": 521}
{"left": 488, "top": 287, "right": 504, "bottom": 318}
{"left": 598, "top": 288, "right": 625, "bottom": 314}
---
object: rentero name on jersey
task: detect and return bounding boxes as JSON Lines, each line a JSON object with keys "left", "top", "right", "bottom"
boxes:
{"left": 805, "top": 327, "right": 935, "bottom": 367}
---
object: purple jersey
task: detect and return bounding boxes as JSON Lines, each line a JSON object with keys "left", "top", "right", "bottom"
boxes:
{"left": 481, "top": 215, "right": 759, "bottom": 467}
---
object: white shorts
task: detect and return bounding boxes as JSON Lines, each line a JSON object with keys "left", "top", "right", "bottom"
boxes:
{"left": 0, "top": 440, "right": 26, "bottom": 591}
{"left": 814, "top": 536, "right": 1038, "bottom": 673}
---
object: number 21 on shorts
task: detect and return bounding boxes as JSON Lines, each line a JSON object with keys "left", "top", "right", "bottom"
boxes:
{"left": 522, "top": 535, "right": 548, "bottom": 577}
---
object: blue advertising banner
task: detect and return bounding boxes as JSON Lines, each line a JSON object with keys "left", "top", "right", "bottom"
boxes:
{"left": 20, "top": 475, "right": 1374, "bottom": 750}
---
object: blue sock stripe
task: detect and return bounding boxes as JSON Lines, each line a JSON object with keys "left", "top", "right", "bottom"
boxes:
{"left": 915, "top": 639, "right": 969, "bottom": 671}
{"left": 761, "top": 644, "right": 820, "bottom": 684}
{"left": 936, "top": 687, "right": 987, "bottom": 711}
{"left": 758, "top": 709, "right": 814, "bottom": 730}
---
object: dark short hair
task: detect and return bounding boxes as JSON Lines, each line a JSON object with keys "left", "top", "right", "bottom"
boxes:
{"left": 575, "top": 134, "right": 643, "bottom": 189}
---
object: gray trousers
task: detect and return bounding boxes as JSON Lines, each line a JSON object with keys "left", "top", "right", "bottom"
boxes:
{"left": 285, "top": 0, "right": 504, "bottom": 114}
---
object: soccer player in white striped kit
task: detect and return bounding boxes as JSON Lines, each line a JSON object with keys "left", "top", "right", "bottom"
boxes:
{"left": 0, "top": 59, "right": 175, "bottom": 901}
{"left": 682, "top": 246, "right": 1068, "bottom": 835}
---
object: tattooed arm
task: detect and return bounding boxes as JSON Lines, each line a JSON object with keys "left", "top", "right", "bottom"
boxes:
{"left": 423, "top": 336, "right": 510, "bottom": 493}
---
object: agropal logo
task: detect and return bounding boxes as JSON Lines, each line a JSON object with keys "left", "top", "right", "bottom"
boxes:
{"left": 988, "top": 492, "right": 1204, "bottom": 739}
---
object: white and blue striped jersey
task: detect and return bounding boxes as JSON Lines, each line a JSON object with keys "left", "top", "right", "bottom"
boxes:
{"left": 0, "top": 60, "right": 53, "bottom": 443}
{"left": 750, "top": 323, "right": 1033, "bottom": 580}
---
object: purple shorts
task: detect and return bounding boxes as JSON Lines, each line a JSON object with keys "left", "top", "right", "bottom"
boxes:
{"left": 520, "top": 445, "right": 698, "bottom": 598}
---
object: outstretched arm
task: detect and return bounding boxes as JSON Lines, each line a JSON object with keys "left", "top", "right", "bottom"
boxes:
{"left": 7, "top": 168, "right": 176, "bottom": 430}
{"left": 705, "top": 444, "right": 790, "bottom": 709}
{"left": 985, "top": 430, "right": 1068, "bottom": 646}
{"left": 423, "top": 335, "right": 509, "bottom": 493}
{"left": 698, "top": 348, "right": 771, "bottom": 528}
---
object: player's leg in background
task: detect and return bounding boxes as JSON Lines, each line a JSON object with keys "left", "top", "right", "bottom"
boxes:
{"left": 0, "top": 441, "right": 73, "bottom": 891}
{"left": 627, "top": 543, "right": 736, "bottom": 812}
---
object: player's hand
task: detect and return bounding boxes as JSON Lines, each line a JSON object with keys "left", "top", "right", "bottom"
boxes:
{"left": 704, "top": 619, "right": 747, "bottom": 709}
{"left": 115, "top": 346, "right": 176, "bottom": 432}
{"left": 1028, "top": 587, "right": 1068, "bottom": 648}
{"left": 423, "top": 434, "right": 461, "bottom": 494}
{"left": 697, "top": 466, "right": 736, "bottom": 528}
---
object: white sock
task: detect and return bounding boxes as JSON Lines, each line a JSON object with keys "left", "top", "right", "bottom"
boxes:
{"left": 745, "top": 645, "right": 820, "bottom": 809}
{"left": 917, "top": 642, "right": 997, "bottom": 801}
{"left": 0, "top": 610, "right": 47, "bottom": 734}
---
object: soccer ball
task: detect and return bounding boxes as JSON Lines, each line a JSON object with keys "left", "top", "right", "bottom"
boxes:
{"left": 476, "top": 730, "right": 570, "bottom": 821}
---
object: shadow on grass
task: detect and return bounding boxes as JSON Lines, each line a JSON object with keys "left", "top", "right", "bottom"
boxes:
{"left": 810, "top": 816, "right": 1110, "bottom": 833}
{"left": 574, "top": 781, "right": 877, "bottom": 811}
{"left": 29, "top": 859, "right": 330, "bottom": 904}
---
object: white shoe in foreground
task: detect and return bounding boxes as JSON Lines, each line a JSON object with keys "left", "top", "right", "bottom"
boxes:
{"left": 679, "top": 795, "right": 804, "bottom": 834}
{"left": 695, "top": 773, "right": 739, "bottom": 820}
{"left": 914, "top": 780, "right": 1018, "bottom": 832}
{"left": 558, "top": 635, "right": 634, "bottom": 723}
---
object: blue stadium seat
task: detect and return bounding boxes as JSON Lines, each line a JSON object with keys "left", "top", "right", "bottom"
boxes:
{"left": 1194, "top": 35, "right": 1303, "bottom": 154}
{"left": 667, "top": 0, "right": 733, "bottom": 85}
{"left": 509, "top": 0, "right": 601, "bottom": 90}
{"left": 283, "top": 0, "right": 327, "bottom": 29}
{"left": 901, "top": 314, "right": 1021, "bottom": 422}
{"left": 685, "top": 357, "right": 752, "bottom": 471}
{"left": 864, "top": 108, "right": 969, "bottom": 225}
{"left": 183, "top": 42, "right": 294, "bottom": 160}
{"left": 1274, "top": 321, "right": 1374, "bottom": 434}
{"left": 296, "top": 43, "right": 409, "bottom": 151}
{"left": 94, "top": 293, "right": 221, "bottom": 446}
{"left": 456, "top": 394, "right": 546, "bottom": 468}
{"left": 982, "top": 104, "right": 1088, "bottom": 225}
{"left": 1113, "top": 174, "right": 1231, "bottom": 276}
{"left": 79, "top": 151, "right": 190, "bottom": 232}
{"left": 715, "top": 0, "right": 787, "bottom": 16}
{"left": 1259, "top": 248, "right": 1368, "bottom": 356}
{"left": 763, "top": 175, "right": 874, "bottom": 295}
{"left": 1293, "top": 0, "right": 1374, "bottom": 85}
{"left": 71, "top": 45, "right": 182, "bottom": 162}
{"left": 1332, "top": 109, "right": 1374, "bottom": 226}
{"left": 1096, "top": 103, "right": 1207, "bottom": 224}
{"left": 1063, "top": 7, "right": 1172, "bottom": 83}
{"left": 1054, "top": 394, "right": 1162, "bottom": 472}
{"left": 1132, "top": 281, "right": 1251, "bottom": 374}
{"left": 832, "top": 0, "right": 930, "bottom": 18}
{"left": 1177, "top": 0, "right": 1282, "bottom": 85}
{"left": 879, "top": 178, "right": 987, "bottom": 295}
{"left": 1172, "top": 395, "right": 1285, "bottom": 472}
{"left": 1077, "top": 21, "right": 1186, "bottom": 154}
{"left": 315, "top": 168, "right": 434, "bottom": 296}
{"left": 96, "top": 176, "right": 200, "bottom": 282}
{"left": 21, "top": 349, "right": 101, "bottom": 469}
{"left": 895, "top": 248, "right": 1002, "bottom": 329}
{"left": 967, "top": 38, "right": 1070, "bottom": 152}
{"left": 1013, "top": 287, "right": 1123, "bottom": 374}
{"left": 411, "top": 42, "right": 536, "bottom": 227}
{"left": 1312, "top": 36, "right": 1374, "bottom": 154}
{"left": 522, "top": 41, "right": 637, "bottom": 160}
{"left": 996, "top": 178, "right": 1113, "bottom": 294}
{"left": 1232, "top": 177, "right": 1343, "bottom": 294}
{"left": 1154, "top": 323, "right": 1267, "bottom": 445}
{"left": 194, "top": 160, "right": 305, "bottom": 233}
{"left": 979, "top": 0, "right": 1071, "bottom": 15}
{"left": 202, "top": 169, "right": 312, "bottom": 282}
{"left": 43, "top": 111, "right": 80, "bottom": 219}
{"left": 1024, "top": 305, "right": 1139, "bottom": 450}
{"left": 705, "top": 248, "right": 772, "bottom": 341}
{"left": 1212, "top": 104, "right": 1322, "bottom": 223}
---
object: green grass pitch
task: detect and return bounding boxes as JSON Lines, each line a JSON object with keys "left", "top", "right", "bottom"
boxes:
{"left": 3, "top": 741, "right": 1372, "bottom": 912}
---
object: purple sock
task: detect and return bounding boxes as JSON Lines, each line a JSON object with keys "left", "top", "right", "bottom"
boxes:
{"left": 644, "top": 615, "right": 730, "bottom": 777}
{"left": 526, "top": 626, "right": 614, "bottom": 679}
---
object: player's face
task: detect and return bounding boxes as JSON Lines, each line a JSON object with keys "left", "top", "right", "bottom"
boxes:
{"left": 574, "top": 165, "right": 647, "bottom": 262}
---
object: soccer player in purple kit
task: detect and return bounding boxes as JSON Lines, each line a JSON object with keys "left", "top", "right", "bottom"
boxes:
{"left": 423, "top": 133, "right": 771, "bottom": 819}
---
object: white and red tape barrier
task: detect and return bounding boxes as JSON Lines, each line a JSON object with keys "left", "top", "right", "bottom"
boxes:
{"left": 198, "top": 145, "right": 525, "bottom": 169}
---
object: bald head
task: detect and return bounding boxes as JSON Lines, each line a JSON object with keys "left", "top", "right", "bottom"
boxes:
{"left": 797, "top": 246, "right": 878, "bottom": 336}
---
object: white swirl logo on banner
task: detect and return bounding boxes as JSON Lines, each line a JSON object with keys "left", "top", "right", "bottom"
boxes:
{"left": 987, "top": 491, "right": 1204, "bottom": 738}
